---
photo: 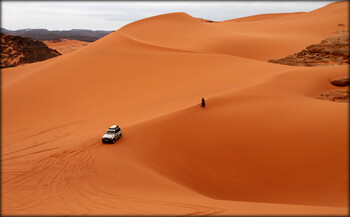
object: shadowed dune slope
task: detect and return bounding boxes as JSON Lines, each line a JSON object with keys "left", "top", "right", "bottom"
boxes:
{"left": 122, "top": 65, "right": 348, "bottom": 207}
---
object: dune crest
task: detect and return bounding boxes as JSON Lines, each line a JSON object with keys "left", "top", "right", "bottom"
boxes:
{"left": 119, "top": 2, "right": 348, "bottom": 61}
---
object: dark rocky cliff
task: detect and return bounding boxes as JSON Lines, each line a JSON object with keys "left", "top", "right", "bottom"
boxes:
{"left": 269, "top": 31, "right": 349, "bottom": 66}
{"left": 1, "top": 33, "right": 61, "bottom": 68}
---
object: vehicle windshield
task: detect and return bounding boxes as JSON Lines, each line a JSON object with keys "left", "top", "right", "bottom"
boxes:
{"left": 106, "top": 130, "right": 115, "bottom": 134}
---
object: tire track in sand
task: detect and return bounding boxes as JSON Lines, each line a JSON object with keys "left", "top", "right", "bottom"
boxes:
{"left": 3, "top": 134, "right": 224, "bottom": 215}
{"left": 79, "top": 179, "right": 224, "bottom": 216}
{"left": 2, "top": 138, "right": 100, "bottom": 215}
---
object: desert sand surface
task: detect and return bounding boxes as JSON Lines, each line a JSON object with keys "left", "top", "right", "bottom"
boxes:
{"left": 43, "top": 39, "right": 91, "bottom": 55}
{"left": 2, "top": 1, "right": 349, "bottom": 215}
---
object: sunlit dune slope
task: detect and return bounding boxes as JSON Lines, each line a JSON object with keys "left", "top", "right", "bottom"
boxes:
{"left": 2, "top": 30, "right": 296, "bottom": 131}
{"left": 2, "top": 1, "right": 348, "bottom": 215}
{"left": 3, "top": 2, "right": 348, "bottom": 131}
{"left": 44, "top": 39, "right": 90, "bottom": 54}
{"left": 233, "top": 12, "right": 304, "bottom": 22}
{"left": 120, "top": 1, "right": 348, "bottom": 60}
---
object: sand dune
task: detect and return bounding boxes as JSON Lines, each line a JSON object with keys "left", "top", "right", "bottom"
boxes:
{"left": 43, "top": 39, "right": 90, "bottom": 55}
{"left": 232, "top": 12, "right": 305, "bottom": 22}
{"left": 120, "top": 2, "right": 348, "bottom": 61}
{"left": 2, "top": 1, "right": 348, "bottom": 215}
{"left": 124, "top": 65, "right": 348, "bottom": 207}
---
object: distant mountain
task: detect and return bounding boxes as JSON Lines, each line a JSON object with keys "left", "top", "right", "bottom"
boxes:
{"left": 1, "top": 33, "right": 61, "bottom": 68}
{"left": 0, "top": 28, "right": 113, "bottom": 42}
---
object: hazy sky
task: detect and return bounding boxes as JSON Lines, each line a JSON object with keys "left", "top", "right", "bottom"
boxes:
{"left": 1, "top": 1, "right": 336, "bottom": 31}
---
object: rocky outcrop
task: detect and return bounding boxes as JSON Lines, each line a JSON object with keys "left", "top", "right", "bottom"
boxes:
{"left": 318, "top": 90, "right": 349, "bottom": 102}
{"left": 317, "top": 78, "right": 349, "bottom": 102}
{"left": 330, "top": 78, "right": 349, "bottom": 87}
{"left": 269, "top": 31, "right": 349, "bottom": 66}
{"left": 1, "top": 33, "right": 61, "bottom": 68}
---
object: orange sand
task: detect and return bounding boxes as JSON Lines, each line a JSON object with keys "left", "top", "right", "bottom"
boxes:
{"left": 43, "top": 39, "right": 90, "bottom": 54}
{"left": 2, "top": 1, "right": 348, "bottom": 215}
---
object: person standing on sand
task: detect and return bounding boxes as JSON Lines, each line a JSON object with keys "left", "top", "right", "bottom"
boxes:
{"left": 201, "top": 98, "right": 206, "bottom": 108}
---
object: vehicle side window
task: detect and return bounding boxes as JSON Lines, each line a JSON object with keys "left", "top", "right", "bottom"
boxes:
{"left": 116, "top": 128, "right": 120, "bottom": 133}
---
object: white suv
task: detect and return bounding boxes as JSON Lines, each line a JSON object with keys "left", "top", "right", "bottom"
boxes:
{"left": 102, "top": 125, "right": 122, "bottom": 143}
